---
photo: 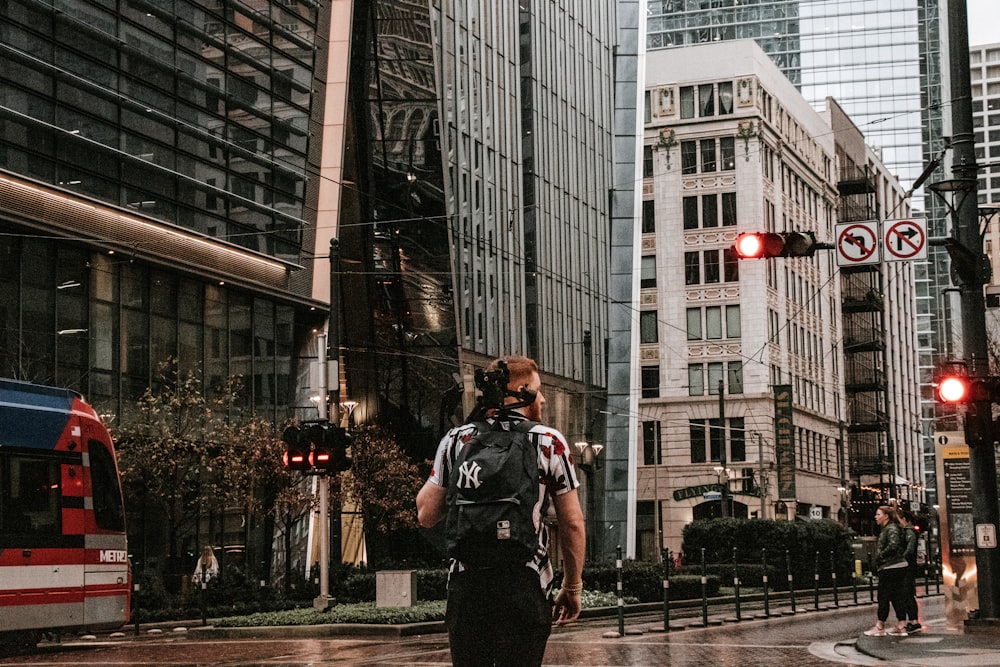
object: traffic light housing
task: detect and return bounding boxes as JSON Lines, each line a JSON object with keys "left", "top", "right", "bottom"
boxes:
{"left": 282, "top": 422, "right": 352, "bottom": 473}
{"left": 282, "top": 425, "right": 310, "bottom": 471}
{"left": 323, "top": 425, "right": 352, "bottom": 472}
{"left": 733, "top": 231, "right": 818, "bottom": 259}
{"left": 934, "top": 374, "right": 1000, "bottom": 404}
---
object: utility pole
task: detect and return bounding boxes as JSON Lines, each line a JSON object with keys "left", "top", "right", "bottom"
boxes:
{"left": 313, "top": 239, "right": 344, "bottom": 611}
{"left": 757, "top": 432, "right": 766, "bottom": 520}
{"left": 945, "top": 0, "right": 1000, "bottom": 623}
{"left": 314, "top": 331, "right": 330, "bottom": 611}
{"left": 718, "top": 380, "right": 728, "bottom": 518}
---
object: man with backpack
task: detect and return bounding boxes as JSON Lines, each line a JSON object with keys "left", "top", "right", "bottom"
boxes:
{"left": 416, "top": 355, "right": 586, "bottom": 667}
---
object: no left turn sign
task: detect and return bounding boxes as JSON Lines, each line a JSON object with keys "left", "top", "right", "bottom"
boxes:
{"left": 883, "top": 218, "right": 927, "bottom": 261}
{"left": 836, "top": 221, "right": 880, "bottom": 266}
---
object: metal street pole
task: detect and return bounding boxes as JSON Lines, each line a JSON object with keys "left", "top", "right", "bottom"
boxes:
{"left": 314, "top": 331, "right": 330, "bottom": 611}
{"left": 719, "top": 380, "right": 728, "bottom": 518}
{"left": 757, "top": 432, "right": 766, "bottom": 519}
{"left": 947, "top": 0, "right": 1000, "bottom": 622}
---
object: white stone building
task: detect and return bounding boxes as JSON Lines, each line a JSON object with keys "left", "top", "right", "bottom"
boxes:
{"left": 639, "top": 41, "right": 847, "bottom": 559}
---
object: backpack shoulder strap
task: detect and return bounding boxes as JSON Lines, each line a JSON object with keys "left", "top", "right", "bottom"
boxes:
{"left": 512, "top": 419, "right": 538, "bottom": 433}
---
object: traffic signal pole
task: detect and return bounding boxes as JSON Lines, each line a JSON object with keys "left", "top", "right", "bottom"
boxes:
{"left": 314, "top": 330, "right": 330, "bottom": 611}
{"left": 947, "top": 0, "right": 1000, "bottom": 624}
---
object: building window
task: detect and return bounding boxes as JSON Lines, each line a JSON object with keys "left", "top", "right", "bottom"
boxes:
{"left": 687, "top": 364, "right": 703, "bottom": 396}
{"left": 699, "top": 83, "right": 715, "bottom": 117}
{"left": 688, "top": 305, "right": 741, "bottom": 341}
{"left": 640, "top": 310, "right": 659, "bottom": 344}
{"left": 641, "top": 366, "right": 660, "bottom": 398}
{"left": 709, "top": 417, "right": 724, "bottom": 461}
{"left": 684, "top": 251, "right": 700, "bottom": 285}
{"left": 701, "top": 139, "right": 717, "bottom": 172}
{"left": 690, "top": 419, "right": 706, "bottom": 463}
{"left": 723, "top": 247, "right": 740, "bottom": 282}
{"left": 702, "top": 193, "right": 718, "bottom": 228}
{"left": 690, "top": 418, "right": 744, "bottom": 464}
{"left": 681, "top": 140, "right": 697, "bottom": 174}
{"left": 708, "top": 362, "right": 724, "bottom": 394}
{"left": 680, "top": 85, "right": 695, "bottom": 118}
{"left": 728, "top": 361, "right": 744, "bottom": 394}
{"left": 719, "top": 81, "right": 734, "bottom": 115}
{"left": 726, "top": 304, "right": 741, "bottom": 337}
{"left": 683, "top": 196, "right": 699, "bottom": 229}
{"left": 721, "top": 137, "right": 736, "bottom": 170}
{"left": 643, "top": 420, "right": 661, "bottom": 465}
{"left": 643, "top": 145, "right": 654, "bottom": 178}
{"left": 704, "top": 249, "right": 720, "bottom": 283}
{"left": 689, "top": 360, "right": 743, "bottom": 395}
{"left": 641, "top": 255, "right": 657, "bottom": 289}
{"left": 706, "top": 306, "right": 722, "bottom": 339}
{"left": 686, "top": 307, "right": 701, "bottom": 340}
{"left": 643, "top": 199, "right": 656, "bottom": 233}
{"left": 722, "top": 192, "right": 737, "bottom": 225}
{"left": 730, "top": 417, "right": 746, "bottom": 461}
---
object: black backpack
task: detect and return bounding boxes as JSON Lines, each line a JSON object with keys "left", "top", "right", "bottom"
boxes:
{"left": 445, "top": 419, "right": 540, "bottom": 567}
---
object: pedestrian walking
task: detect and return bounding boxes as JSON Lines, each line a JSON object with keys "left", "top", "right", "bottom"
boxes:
{"left": 416, "top": 355, "right": 586, "bottom": 667}
{"left": 899, "top": 509, "right": 921, "bottom": 632}
{"left": 192, "top": 546, "right": 219, "bottom": 585}
{"left": 864, "top": 505, "right": 909, "bottom": 637}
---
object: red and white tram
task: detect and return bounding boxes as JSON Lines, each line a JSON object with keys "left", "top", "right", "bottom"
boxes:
{"left": 0, "top": 379, "right": 129, "bottom": 651}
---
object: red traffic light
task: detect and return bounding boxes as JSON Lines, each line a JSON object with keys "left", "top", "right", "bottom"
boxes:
{"left": 734, "top": 232, "right": 783, "bottom": 259}
{"left": 282, "top": 425, "right": 311, "bottom": 471}
{"left": 733, "top": 231, "right": 818, "bottom": 259}
{"left": 936, "top": 376, "right": 969, "bottom": 403}
{"left": 935, "top": 375, "right": 1000, "bottom": 404}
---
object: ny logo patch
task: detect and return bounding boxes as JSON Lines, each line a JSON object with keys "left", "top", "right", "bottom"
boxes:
{"left": 456, "top": 460, "right": 483, "bottom": 489}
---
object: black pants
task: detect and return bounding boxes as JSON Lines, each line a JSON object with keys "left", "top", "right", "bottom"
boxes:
{"left": 877, "top": 566, "right": 907, "bottom": 622}
{"left": 903, "top": 564, "right": 918, "bottom": 621}
{"left": 445, "top": 567, "right": 552, "bottom": 667}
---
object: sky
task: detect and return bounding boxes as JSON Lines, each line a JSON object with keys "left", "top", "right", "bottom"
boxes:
{"left": 967, "top": 0, "right": 1000, "bottom": 48}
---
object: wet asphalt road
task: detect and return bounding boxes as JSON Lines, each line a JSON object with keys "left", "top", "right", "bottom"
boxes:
{"left": 1, "top": 596, "right": 946, "bottom": 666}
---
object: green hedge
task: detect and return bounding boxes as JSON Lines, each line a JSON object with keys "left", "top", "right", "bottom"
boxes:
{"left": 577, "top": 560, "right": 719, "bottom": 602}
{"left": 680, "top": 518, "right": 855, "bottom": 590}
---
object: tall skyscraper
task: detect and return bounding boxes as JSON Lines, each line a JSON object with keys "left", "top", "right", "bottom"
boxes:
{"left": 335, "top": 0, "right": 620, "bottom": 559}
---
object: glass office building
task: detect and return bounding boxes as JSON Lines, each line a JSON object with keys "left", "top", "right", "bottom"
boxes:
{"left": 0, "top": 0, "right": 329, "bottom": 420}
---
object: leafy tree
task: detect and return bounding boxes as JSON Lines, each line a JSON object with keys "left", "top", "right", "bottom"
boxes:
{"left": 114, "top": 360, "right": 303, "bottom": 589}
{"left": 333, "top": 423, "right": 423, "bottom": 564}
{"left": 114, "top": 364, "right": 224, "bottom": 575}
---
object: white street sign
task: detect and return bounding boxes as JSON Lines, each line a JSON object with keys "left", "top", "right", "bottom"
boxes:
{"left": 883, "top": 218, "right": 927, "bottom": 261}
{"left": 836, "top": 221, "right": 880, "bottom": 266}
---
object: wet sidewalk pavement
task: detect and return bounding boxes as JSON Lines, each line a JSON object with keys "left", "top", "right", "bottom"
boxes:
{"left": 848, "top": 594, "right": 1000, "bottom": 667}
{"left": 855, "top": 616, "right": 1000, "bottom": 666}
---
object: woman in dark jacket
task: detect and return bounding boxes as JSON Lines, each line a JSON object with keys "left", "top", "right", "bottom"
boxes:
{"left": 865, "top": 505, "right": 909, "bottom": 637}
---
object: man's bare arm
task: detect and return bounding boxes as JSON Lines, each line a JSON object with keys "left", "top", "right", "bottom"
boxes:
{"left": 551, "top": 488, "right": 586, "bottom": 624}
{"left": 416, "top": 480, "right": 447, "bottom": 528}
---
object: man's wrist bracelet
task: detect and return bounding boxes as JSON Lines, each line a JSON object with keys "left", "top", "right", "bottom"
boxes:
{"left": 561, "top": 581, "right": 583, "bottom": 593}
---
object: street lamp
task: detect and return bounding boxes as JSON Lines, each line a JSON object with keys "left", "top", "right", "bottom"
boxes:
{"left": 339, "top": 400, "right": 358, "bottom": 429}
{"left": 574, "top": 441, "right": 604, "bottom": 562}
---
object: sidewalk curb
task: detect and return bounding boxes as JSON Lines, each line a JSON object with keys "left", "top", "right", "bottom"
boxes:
{"left": 189, "top": 620, "right": 447, "bottom": 639}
